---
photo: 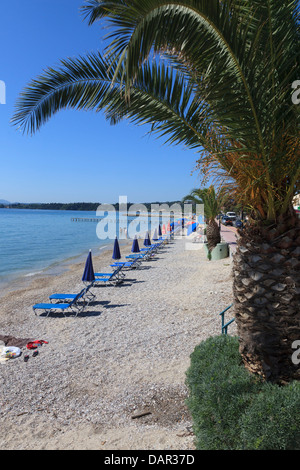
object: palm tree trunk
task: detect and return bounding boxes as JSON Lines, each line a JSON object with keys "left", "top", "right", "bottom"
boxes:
{"left": 206, "top": 219, "right": 221, "bottom": 252}
{"left": 233, "top": 210, "right": 300, "bottom": 384}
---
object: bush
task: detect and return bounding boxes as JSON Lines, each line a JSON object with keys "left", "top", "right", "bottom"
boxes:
{"left": 240, "top": 381, "right": 300, "bottom": 450}
{"left": 185, "top": 335, "right": 300, "bottom": 450}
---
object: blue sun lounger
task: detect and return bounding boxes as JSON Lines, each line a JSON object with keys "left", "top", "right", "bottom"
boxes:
{"left": 49, "top": 284, "right": 95, "bottom": 304}
{"left": 126, "top": 247, "right": 155, "bottom": 261}
{"left": 93, "top": 265, "right": 124, "bottom": 285}
{"left": 110, "top": 257, "right": 141, "bottom": 270}
{"left": 33, "top": 288, "right": 87, "bottom": 317}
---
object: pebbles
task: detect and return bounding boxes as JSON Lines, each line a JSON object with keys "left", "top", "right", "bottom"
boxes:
{"left": 0, "top": 237, "right": 235, "bottom": 450}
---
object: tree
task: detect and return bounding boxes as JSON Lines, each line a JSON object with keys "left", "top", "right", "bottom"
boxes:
{"left": 12, "top": 0, "right": 300, "bottom": 384}
{"left": 183, "top": 185, "right": 227, "bottom": 252}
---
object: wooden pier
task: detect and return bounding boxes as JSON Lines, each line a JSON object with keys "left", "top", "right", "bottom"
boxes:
{"left": 71, "top": 217, "right": 99, "bottom": 222}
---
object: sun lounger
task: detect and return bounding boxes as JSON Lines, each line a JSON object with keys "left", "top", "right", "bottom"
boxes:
{"left": 126, "top": 246, "right": 157, "bottom": 261}
{"left": 112, "top": 242, "right": 165, "bottom": 269}
{"left": 49, "top": 284, "right": 95, "bottom": 304}
{"left": 127, "top": 246, "right": 153, "bottom": 258}
{"left": 110, "top": 257, "right": 141, "bottom": 270}
{"left": 33, "top": 288, "right": 87, "bottom": 317}
{"left": 126, "top": 253, "right": 147, "bottom": 262}
{"left": 93, "top": 265, "right": 124, "bottom": 285}
{"left": 142, "top": 242, "right": 163, "bottom": 253}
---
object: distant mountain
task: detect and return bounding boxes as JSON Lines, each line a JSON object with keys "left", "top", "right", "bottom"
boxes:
{"left": 0, "top": 199, "right": 11, "bottom": 205}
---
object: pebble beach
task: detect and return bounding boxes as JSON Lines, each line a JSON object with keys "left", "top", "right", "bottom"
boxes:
{"left": 0, "top": 234, "right": 235, "bottom": 450}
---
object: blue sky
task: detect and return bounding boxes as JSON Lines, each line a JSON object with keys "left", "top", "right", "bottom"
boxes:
{"left": 0, "top": 0, "right": 200, "bottom": 204}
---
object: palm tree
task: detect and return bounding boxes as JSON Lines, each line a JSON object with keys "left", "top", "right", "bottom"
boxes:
{"left": 12, "top": 0, "right": 300, "bottom": 384}
{"left": 183, "top": 185, "right": 226, "bottom": 252}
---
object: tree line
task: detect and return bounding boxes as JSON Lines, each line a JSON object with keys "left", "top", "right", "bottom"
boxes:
{"left": 0, "top": 201, "right": 186, "bottom": 212}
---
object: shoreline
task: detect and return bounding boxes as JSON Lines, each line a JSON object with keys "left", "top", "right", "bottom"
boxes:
{"left": 0, "top": 208, "right": 173, "bottom": 296}
{"left": 0, "top": 237, "right": 134, "bottom": 299}
{"left": 0, "top": 235, "right": 235, "bottom": 450}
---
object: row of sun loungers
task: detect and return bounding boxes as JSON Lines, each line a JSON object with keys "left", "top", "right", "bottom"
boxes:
{"left": 32, "top": 237, "right": 169, "bottom": 317}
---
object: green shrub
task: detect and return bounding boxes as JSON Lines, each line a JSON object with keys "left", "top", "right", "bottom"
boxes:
{"left": 185, "top": 335, "right": 300, "bottom": 450}
{"left": 240, "top": 381, "right": 300, "bottom": 450}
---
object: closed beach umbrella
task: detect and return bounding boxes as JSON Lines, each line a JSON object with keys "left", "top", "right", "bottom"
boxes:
{"left": 112, "top": 237, "right": 121, "bottom": 260}
{"left": 152, "top": 228, "right": 158, "bottom": 241}
{"left": 167, "top": 222, "right": 171, "bottom": 232}
{"left": 131, "top": 236, "right": 140, "bottom": 253}
{"left": 144, "top": 231, "right": 151, "bottom": 246}
{"left": 82, "top": 249, "right": 95, "bottom": 282}
{"left": 162, "top": 224, "right": 166, "bottom": 234}
{"left": 158, "top": 224, "right": 162, "bottom": 236}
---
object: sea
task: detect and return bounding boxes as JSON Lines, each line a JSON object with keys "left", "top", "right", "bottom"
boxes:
{"left": 0, "top": 208, "right": 167, "bottom": 291}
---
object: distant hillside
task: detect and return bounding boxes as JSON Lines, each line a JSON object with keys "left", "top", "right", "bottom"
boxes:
{"left": 0, "top": 201, "right": 186, "bottom": 211}
{"left": 0, "top": 199, "right": 11, "bottom": 205}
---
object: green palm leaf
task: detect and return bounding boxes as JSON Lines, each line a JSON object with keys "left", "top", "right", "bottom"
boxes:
{"left": 12, "top": 0, "right": 300, "bottom": 221}
{"left": 12, "top": 53, "right": 211, "bottom": 153}
{"left": 183, "top": 185, "right": 228, "bottom": 220}
{"left": 79, "top": 0, "right": 300, "bottom": 220}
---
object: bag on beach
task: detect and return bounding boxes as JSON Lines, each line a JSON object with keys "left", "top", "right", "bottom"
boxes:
{"left": 0, "top": 345, "right": 21, "bottom": 360}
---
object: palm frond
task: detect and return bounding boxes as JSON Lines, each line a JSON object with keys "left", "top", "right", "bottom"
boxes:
{"left": 182, "top": 184, "right": 229, "bottom": 220}
{"left": 11, "top": 53, "right": 214, "bottom": 153}
{"left": 13, "top": 0, "right": 300, "bottom": 221}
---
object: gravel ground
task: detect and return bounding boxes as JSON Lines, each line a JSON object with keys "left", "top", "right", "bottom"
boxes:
{"left": 0, "top": 235, "right": 235, "bottom": 450}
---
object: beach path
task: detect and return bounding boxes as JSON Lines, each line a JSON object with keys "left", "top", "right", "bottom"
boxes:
{"left": 220, "top": 223, "right": 238, "bottom": 254}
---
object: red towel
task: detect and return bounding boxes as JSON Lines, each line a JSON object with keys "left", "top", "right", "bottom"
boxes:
{"left": 26, "top": 340, "right": 48, "bottom": 349}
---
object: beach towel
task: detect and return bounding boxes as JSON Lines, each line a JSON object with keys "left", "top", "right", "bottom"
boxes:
{"left": 26, "top": 340, "right": 48, "bottom": 350}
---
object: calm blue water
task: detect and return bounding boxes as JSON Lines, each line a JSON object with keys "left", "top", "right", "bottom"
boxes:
{"left": 0, "top": 208, "right": 116, "bottom": 287}
{"left": 0, "top": 208, "right": 167, "bottom": 289}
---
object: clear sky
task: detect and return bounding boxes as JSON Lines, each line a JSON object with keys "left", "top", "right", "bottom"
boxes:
{"left": 0, "top": 0, "right": 201, "bottom": 204}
